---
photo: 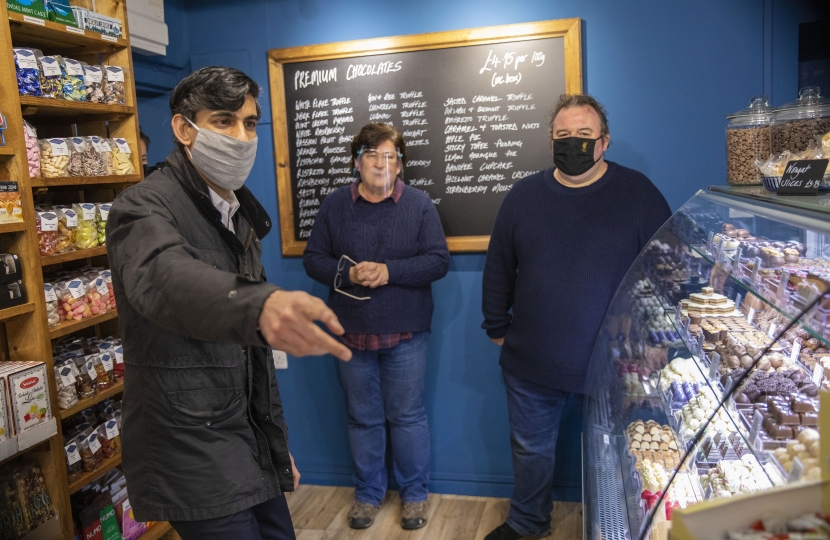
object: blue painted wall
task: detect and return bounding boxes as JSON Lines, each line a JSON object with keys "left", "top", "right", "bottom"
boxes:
{"left": 133, "top": 0, "right": 828, "bottom": 499}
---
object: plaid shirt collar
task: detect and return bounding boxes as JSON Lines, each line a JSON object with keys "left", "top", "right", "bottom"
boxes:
{"left": 350, "top": 177, "right": 404, "bottom": 204}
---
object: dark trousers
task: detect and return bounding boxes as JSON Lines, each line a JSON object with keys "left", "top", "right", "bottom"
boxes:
{"left": 170, "top": 495, "right": 296, "bottom": 540}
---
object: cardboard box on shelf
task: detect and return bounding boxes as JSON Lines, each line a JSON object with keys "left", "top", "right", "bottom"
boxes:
{"left": 6, "top": 0, "right": 48, "bottom": 19}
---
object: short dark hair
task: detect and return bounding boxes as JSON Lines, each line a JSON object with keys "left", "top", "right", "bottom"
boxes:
{"left": 549, "top": 94, "right": 610, "bottom": 138}
{"left": 139, "top": 128, "right": 150, "bottom": 147}
{"left": 350, "top": 123, "right": 407, "bottom": 167}
{"left": 170, "top": 66, "right": 262, "bottom": 123}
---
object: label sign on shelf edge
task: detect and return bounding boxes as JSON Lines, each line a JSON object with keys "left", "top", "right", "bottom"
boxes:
{"left": 708, "top": 352, "right": 720, "bottom": 380}
{"left": 749, "top": 409, "right": 763, "bottom": 444}
{"left": 790, "top": 341, "right": 801, "bottom": 363}
{"left": 101, "top": 34, "right": 118, "bottom": 42}
{"left": 813, "top": 363, "right": 823, "bottom": 385}
{"left": 789, "top": 457, "right": 804, "bottom": 483}
{"left": 747, "top": 307, "right": 756, "bottom": 324}
{"left": 23, "top": 15, "right": 45, "bottom": 25}
{"left": 66, "top": 25, "right": 84, "bottom": 35}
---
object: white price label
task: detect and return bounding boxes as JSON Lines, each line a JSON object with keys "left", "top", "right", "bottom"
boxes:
{"left": 48, "top": 138, "right": 70, "bottom": 156}
{"left": 789, "top": 457, "right": 804, "bottom": 483}
{"left": 100, "top": 353, "right": 114, "bottom": 372}
{"left": 62, "top": 209, "right": 78, "bottom": 228}
{"left": 768, "top": 324, "right": 777, "bottom": 339}
{"left": 40, "top": 56, "right": 61, "bottom": 77}
{"left": 813, "top": 363, "right": 823, "bottom": 385}
{"left": 79, "top": 203, "right": 96, "bottom": 221}
{"left": 98, "top": 204, "right": 111, "bottom": 221}
{"left": 104, "top": 66, "right": 125, "bottom": 82}
{"left": 88, "top": 136, "right": 102, "bottom": 152}
{"left": 709, "top": 352, "right": 721, "bottom": 380}
{"left": 105, "top": 420, "right": 119, "bottom": 440}
{"left": 84, "top": 66, "right": 102, "bottom": 84}
{"left": 58, "top": 365, "right": 76, "bottom": 387}
{"left": 65, "top": 443, "right": 81, "bottom": 465}
{"left": 38, "top": 212, "right": 58, "bottom": 232}
{"left": 65, "top": 25, "right": 85, "bottom": 35}
{"left": 87, "top": 432, "right": 102, "bottom": 454}
{"left": 63, "top": 58, "right": 84, "bottom": 76}
{"left": 790, "top": 341, "right": 801, "bottom": 363}
{"left": 97, "top": 139, "right": 112, "bottom": 152}
{"left": 643, "top": 383, "right": 651, "bottom": 395}
{"left": 67, "top": 279, "right": 85, "bottom": 299}
{"left": 750, "top": 409, "right": 764, "bottom": 444}
{"left": 747, "top": 307, "right": 755, "bottom": 324}
{"left": 114, "top": 346, "right": 123, "bottom": 364}
{"left": 95, "top": 278, "right": 108, "bottom": 295}
{"left": 101, "top": 34, "right": 118, "bottom": 43}
{"left": 113, "top": 138, "right": 131, "bottom": 154}
{"left": 13, "top": 49, "right": 39, "bottom": 69}
{"left": 22, "top": 15, "right": 45, "bottom": 26}
{"left": 86, "top": 359, "right": 97, "bottom": 380}
{"left": 44, "top": 283, "right": 58, "bottom": 303}
{"left": 69, "top": 137, "right": 86, "bottom": 151}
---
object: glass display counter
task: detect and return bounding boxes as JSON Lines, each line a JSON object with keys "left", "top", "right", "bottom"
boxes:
{"left": 582, "top": 186, "right": 830, "bottom": 540}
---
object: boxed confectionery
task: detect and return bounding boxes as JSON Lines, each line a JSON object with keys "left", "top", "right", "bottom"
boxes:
{"left": 0, "top": 460, "right": 60, "bottom": 539}
{"left": 0, "top": 182, "right": 24, "bottom": 223}
{"left": 0, "top": 377, "right": 9, "bottom": 441}
{"left": 43, "top": 0, "right": 77, "bottom": 26}
{"left": 0, "top": 254, "right": 22, "bottom": 285}
{"left": 0, "top": 279, "right": 26, "bottom": 309}
{"left": 0, "top": 362, "right": 52, "bottom": 437}
{"left": 6, "top": 0, "right": 48, "bottom": 19}
{"left": 82, "top": 11, "right": 123, "bottom": 38}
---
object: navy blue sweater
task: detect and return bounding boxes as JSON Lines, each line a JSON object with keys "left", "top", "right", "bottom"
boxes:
{"left": 482, "top": 162, "right": 672, "bottom": 393}
{"left": 303, "top": 183, "right": 450, "bottom": 334}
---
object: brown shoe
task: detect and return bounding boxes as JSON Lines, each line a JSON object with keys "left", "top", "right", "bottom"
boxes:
{"left": 348, "top": 500, "right": 380, "bottom": 529}
{"left": 401, "top": 500, "right": 429, "bottom": 530}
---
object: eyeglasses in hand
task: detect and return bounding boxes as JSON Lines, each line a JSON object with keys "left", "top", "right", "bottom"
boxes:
{"left": 335, "top": 255, "right": 370, "bottom": 301}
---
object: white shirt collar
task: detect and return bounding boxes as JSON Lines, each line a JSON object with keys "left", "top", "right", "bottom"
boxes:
{"left": 207, "top": 187, "right": 240, "bottom": 233}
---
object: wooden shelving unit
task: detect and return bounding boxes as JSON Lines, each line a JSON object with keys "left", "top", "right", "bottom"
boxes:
{"left": 59, "top": 380, "right": 123, "bottom": 420}
{"left": 1, "top": 2, "right": 152, "bottom": 538}
{"left": 41, "top": 245, "right": 107, "bottom": 266}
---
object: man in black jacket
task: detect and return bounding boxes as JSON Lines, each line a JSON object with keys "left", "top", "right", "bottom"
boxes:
{"left": 107, "top": 67, "right": 352, "bottom": 540}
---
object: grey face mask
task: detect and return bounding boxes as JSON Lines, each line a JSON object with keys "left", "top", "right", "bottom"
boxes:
{"left": 185, "top": 117, "right": 257, "bottom": 191}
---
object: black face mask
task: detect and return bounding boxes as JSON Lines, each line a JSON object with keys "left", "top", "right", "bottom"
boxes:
{"left": 553, "top": 136, "right": 603, "bottom": 176}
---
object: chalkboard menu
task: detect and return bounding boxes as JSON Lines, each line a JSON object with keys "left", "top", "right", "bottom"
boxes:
{"left": 269, "top": 19, "right": 582, "bottom": 255}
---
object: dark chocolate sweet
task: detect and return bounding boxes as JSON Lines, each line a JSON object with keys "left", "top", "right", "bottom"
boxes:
{"left": 798, "top": 381, "right": 819, "bottom": 397}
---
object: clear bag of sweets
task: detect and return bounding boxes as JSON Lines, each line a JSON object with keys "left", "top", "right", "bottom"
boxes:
{"left": 59, "top": 57, "right": 86, "bottom": 101}
{"left": 88, "top": 353, "right": 112, "bottom": 390}
{"left": 90, "top": 273, "right": 113, "bottom": 314}
{"left": 60, "top": 277, "right": 92, "bottom": 321}
{"left": 13, "top": 48, "right": 42, "bottom": 96}
{"left": 66, "top": 137, "right": 105, "bottom": 177}
{"left": 101, "top": 270, "right": 116, "bottom": 309}
{"left": 72, "top": 354, "right": 97, "bottom": 400}
{"left": 54, "top": 360, "right": 79, "bottom": 410}
{"left": 83, "top": 65, "right": 104, "bottom": 103}
{"left": 99, "top": 352, "right": 116, "bottom": 386}
{"left": 81, "top": 276, "right": 108, "bottom": 316}
{"left": 97, "top": 417, "right": 121, "bottom": 458}
{"left": 52, "top": 205, "right": 77, "bottom": 253}
{"left": 107, "top": 138, "right": 136, "bottom": 175}
{"left": 44, "top": 282, "right": 60, "bottom": 327}
{"left": 36, "top": 53, "right": 63, "bottom": 99}
{"left": 79, "top": 426, "right": 103, "bottom": 471}
{"left": 39, "top": 138, "right": 70, "bottom": 177}
{"left": 96, "top": 203, "right": 111, "bottom": 245}
{"left": 23, "top": 121, "right": 40, "bottom": 178}
{"left": 102, "top": 65, "right": 126, "bottom": 105}
{"left": 89, "top": 136, "right": 115, "bottom": 175}
{"left": 36, "top": 209, "right": 59, "bottom": 255}
{"left": 64, "top": 435, "right": 83, "bottom": 482}
{"left": 73, "top": 202, "right": 99, "bottom": 249}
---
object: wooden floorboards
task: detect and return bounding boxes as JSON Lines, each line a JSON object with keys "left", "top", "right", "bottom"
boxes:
{"left": 287, "top": 485, "right": 583, "bottom": 540}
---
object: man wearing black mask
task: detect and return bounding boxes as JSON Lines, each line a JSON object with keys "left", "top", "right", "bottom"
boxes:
{"left": 107, "top": 67, "right": 352, "bottom": 540}
{"left": 481, "top": 94, "right": 671, "bottom": 540}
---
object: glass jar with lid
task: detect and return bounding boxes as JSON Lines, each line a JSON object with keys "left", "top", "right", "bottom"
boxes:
{"left": 726, "top": 95, "right": 772, "bottom": 185}
{"left": 770, "top": 86, "right": 830, "bottom": 154}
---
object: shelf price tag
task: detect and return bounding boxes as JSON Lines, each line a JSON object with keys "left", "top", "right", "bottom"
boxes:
{"left": 708, "top": 352, "right": 721, "bottom": 381}
{"left": 747, "top": 307, "right": 756, "bottom": 324}
{"left": 777, "top": 159, "right": 828, "bottom": 196}
{"left": 707, "top": 231, "right": 715, "bottom": 254}
{"left": 65, "top": 25, "right": 85, "bottom": 35}
{"left": 23, "top": 15, "right": 45, "bottom": 25}
{"left": 789, "top": 457, "right": 804, "bottom": 483}
{"left": 87, "top": 432, "right": 102, "bottom": 454}
{"left": 813, "top": 363, "right": 823, "bottom": 385}
{"left": 750, "top": 409, "right": 763, "bottom": 445}
{"left": 790, "top": 341, "right": 801, "bottom": 363}
{"left": 751, "top": 257, "right": 762, "bottom": 284}
{"left": 603, "top": 434, "right": 610, "bottom": 446}
{"left": 65, "top": 443, "right": 81, "bottom": 466}
{"left": 768, "top": 323, "right": 777, "bottom": 339}
{"left": 101, "top": 34, "right": 118, "bottom": 43}
{"left": 733, "top": 246, "right": 743, "bottom": 275}
{"left": 703, "top": 484, "right": 713, "bottom": 500}
{"left": 105, "top": 420, "right": 119, "bottom": 440}
{"left": 735, "top": 293, "right": 743, "bottom": 310}
{"left": 696, "top": 334, "right": 704, "bottom": 356}
{"left": 777, "top": 271, "right": 790, "bottom": 304}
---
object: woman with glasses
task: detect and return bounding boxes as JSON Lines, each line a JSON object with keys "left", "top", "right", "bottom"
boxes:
{"left": 303, "top": 122, "right": 449, "bottom": 531}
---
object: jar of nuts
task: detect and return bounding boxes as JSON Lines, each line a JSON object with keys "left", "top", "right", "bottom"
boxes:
{"left": 770, "top": 86, "right": 830, "bottom": 154}
{"left": 725, "top": 96, "right": 772, "bottom": 185}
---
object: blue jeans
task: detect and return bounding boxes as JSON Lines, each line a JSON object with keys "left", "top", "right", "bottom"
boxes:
{"left": 339, "top": 330, "right": 430, "bottom": 505}
{"left": 503, "top": 369, "right": 571, "bottom": 538}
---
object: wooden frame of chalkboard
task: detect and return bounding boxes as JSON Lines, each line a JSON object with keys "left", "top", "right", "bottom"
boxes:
{"left": 268, "top": 19, "right": 582, "bottom": 256}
